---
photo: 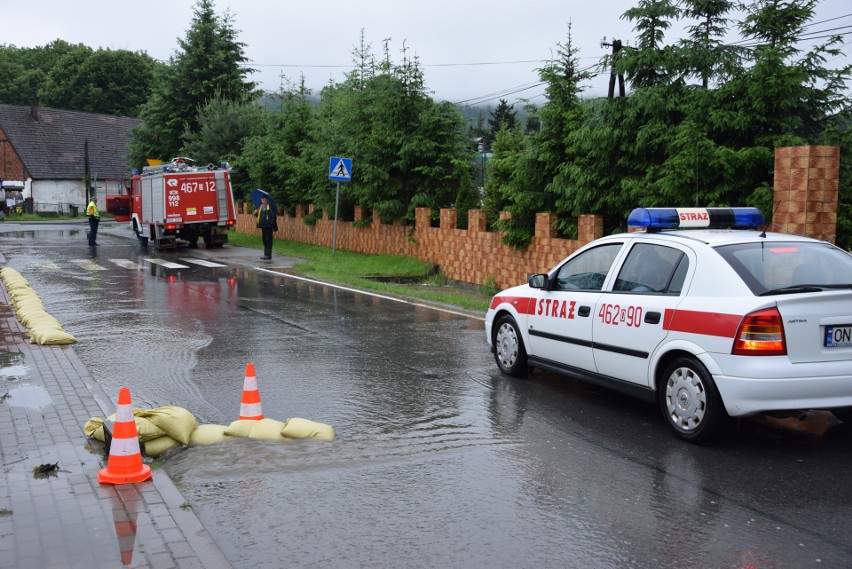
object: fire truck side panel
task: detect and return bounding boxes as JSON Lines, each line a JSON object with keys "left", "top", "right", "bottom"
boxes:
{"left": 164, "top": 172, "right": 222, "bottom": 223}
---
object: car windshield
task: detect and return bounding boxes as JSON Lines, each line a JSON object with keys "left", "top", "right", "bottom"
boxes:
{"left": 715, "top": 241, "right": 852, "bottom": 295}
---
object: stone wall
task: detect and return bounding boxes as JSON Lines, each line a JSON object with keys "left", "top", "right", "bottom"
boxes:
{"left": 236, "top": 145, "right": 840, "bottom": 290}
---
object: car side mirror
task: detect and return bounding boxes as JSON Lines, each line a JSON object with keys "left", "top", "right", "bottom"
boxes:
{"left": 529, "top": 274, "right": 548, "bottom": 289}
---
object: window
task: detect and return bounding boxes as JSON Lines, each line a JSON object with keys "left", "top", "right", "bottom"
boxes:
{"left": 554, "top": 243, "right": 622, "bottom": 291}
{"left": 614, "top": 243, "right": 687, "bottom": 294}
{"left": 716, "top": 241, "right": 852, "bottom": 295}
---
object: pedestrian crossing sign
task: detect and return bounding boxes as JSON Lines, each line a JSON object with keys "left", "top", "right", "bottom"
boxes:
{"left": 328, "top": 157, "right": 352, "bottom": 182}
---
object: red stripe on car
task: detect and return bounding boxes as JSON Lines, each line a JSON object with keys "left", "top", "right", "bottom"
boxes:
{"left": 663, "top": 309, "right": 742, "bottom": 338}
{"left": 490, "top": 296, "right": 537, "bottom": 314}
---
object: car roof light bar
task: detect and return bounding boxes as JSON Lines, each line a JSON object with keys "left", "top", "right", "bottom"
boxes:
{"left": 627, "top": 207, "right": 764, "bottom": 232}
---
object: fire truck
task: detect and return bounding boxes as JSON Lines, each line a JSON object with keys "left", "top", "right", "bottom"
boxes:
{"left": 106, "top": 157, "right": 237, "bottom": 249}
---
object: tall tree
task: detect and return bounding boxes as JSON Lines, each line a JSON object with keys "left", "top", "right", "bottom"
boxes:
{"left": 130, "top": 0, "right": 256, "bottom": 165}
{"left": 678, "top": 0, "right": 739, "bottom": 88}
{"left": 619, "top": 0, "right": 681, "bottom": 88}
{"left": 303, "top": 36, "right": 470, "bottom": 224}
{"left": 236, "top": 76, "right": 316, "bottom": 208}
{"left": 488, "top": 24, "right": 591, "bottom": 246}
{"left": 484, "top": 99, "right": 517, "bottom": 149}
{"left": 40, "top": 49, "right": 158, "bottom": 116}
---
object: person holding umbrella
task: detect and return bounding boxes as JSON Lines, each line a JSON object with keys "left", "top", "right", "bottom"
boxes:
{"left": 255, "top": 191, "right": 278, "bottom": 259}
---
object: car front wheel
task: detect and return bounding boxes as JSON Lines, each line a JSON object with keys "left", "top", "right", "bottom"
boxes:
{"left": 493, "top": 315, "right": 529, "bottom": 377}
{"left": 660, "top": 357, "right": 726, "bottom": 442}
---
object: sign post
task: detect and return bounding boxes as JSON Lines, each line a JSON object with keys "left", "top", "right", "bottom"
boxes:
{"left": 328, "top": 157, "right": 352, "bottom": 256}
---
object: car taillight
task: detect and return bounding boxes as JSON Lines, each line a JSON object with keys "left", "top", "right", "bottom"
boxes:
{"left": 732, "top": 308, "right": 786, "bottom": 356}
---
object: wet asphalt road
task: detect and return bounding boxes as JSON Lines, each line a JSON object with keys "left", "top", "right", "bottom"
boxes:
{"left": 1, "top": 223, "right": 852, "bottom": 568}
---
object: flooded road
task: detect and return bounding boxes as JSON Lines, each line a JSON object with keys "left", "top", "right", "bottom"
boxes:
{"left": 2, "top": 224, "right": 852, "bottom": 568}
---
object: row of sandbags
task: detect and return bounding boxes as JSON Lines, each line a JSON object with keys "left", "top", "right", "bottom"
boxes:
{"left": 0, "top": 267, "right": 77, "bottom": 345}
{"left": 83, "top": 405, "right": 335, "bottom": 457}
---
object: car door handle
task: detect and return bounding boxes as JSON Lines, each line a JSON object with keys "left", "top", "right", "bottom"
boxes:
{"left": 645, "top": 311, "right": 661, "bottom": 325}
{"left": 578, "top": 305, "right": 591, "bottom": 317}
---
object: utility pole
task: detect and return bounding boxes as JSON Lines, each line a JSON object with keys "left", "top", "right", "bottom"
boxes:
{"left": 601, "top": 38, "right": 625, "bottom": 98}
{"left": 84, "top": 138, "right": 91, "bottom": 204}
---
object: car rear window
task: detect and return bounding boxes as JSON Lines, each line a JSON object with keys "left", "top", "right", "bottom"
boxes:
{"left": 715, "top": 241, "right": 852, "bottom": 295}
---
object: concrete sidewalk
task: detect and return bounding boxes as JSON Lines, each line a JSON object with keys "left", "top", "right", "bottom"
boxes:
{"left": 0, "top": 283, "right": 232, "bottom": 568}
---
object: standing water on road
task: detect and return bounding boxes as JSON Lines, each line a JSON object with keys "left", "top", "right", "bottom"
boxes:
{"left": 2, "top": 226, "right": 852, "bottom": 568}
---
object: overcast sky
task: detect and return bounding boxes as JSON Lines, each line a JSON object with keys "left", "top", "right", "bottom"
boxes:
{"left": 2, "top": 0, "right": 850, "bottom": 106}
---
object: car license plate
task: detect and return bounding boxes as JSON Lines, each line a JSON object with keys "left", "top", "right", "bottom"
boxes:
{"left": 825, "top": 325, "right": 852, "bottom": 347}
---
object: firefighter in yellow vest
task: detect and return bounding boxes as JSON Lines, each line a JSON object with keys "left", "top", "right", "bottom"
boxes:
{"left": 86, "top": 197, "right": 100, "bottom": 246}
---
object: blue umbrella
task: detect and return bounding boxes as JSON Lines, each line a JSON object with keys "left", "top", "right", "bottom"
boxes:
{"left": 250, "top": 188, "right": 276, "bottom": 209}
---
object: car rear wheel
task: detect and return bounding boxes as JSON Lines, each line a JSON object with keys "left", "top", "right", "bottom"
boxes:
{"left": 493, "top": 315, "right": 528, "bottom": 377}
{"left": 660, "top": 357, "right": 726, "bottom": 442}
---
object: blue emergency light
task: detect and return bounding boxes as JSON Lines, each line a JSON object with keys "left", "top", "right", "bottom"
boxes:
{"left": 627, "top": 207, "right": 764, "bottom": 231}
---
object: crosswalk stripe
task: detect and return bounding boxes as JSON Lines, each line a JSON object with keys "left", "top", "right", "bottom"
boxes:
{"left": 69, "top": 259, "right": 108, "bottom": 271}
{"left": 143, "top": 258, "right": 189, "bottom": 269}
{"left": 109, "top": 259, "right": 146, "bottom": 270}
{"left": 32, "top": 260, "right": 61, "bottom": 271}
{"left": 178, "top": 258, "right": 227, "bottom": 268}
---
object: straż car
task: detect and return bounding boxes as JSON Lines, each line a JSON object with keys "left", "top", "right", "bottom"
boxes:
{"left": 485, "top": 207, "right": 852, "bottom": 441}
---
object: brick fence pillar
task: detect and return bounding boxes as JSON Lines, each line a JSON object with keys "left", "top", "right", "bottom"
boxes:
{"left": 354, "top": 205, "right": 366, "bottom": 222}
{"left": 440, "top": 208, "right": 458, "bottom": 230}
{"left": 535, "top": 212, "right": 558, "bottom": 239}
{"left": 773, "top": 145, "right": 839, "bottom": 243}
{"left": 468, "top": 209, "right": 487, "bottom": 232}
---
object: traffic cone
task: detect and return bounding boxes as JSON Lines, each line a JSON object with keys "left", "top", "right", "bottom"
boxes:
{"left": 98, "top": 387, "right": 152, "bottom": 485}
{"left": 239, "top": 363, "right": 264, "bottom": 420}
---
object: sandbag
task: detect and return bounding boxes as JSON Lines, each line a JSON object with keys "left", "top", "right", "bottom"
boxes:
{"left": 29, "top": 326, "right": 77, "bottom": 345}
{"left": 19, "top": 312, "right": 60, "bottom": 328}
{"left": 281, "top": 417, "right": 336, "bottom": 441}
{"left": 190, "top": 424, "right": 231, "bottom": 445}
{"left": 83, "top": 413, "right": 166, "bottom": 443}
{"left": 142, "top": 435, "right": 181, "bottom": 457}
{"left": 224, "top": 418, "right": 287, "bottom": 440}
{"left": 249, "top": 418, "right": 286, "bottom": 440}
{"left": 224, "top": 419, "right": 257, "bottom": 438}
{"left": 83, "top": 417, "right": 106, "bottom": 441}
{"left": 135, "top": 406, "right": 197, "bottom": 444}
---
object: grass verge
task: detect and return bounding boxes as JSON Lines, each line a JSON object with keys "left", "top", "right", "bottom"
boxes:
{"left": 227, "top": 231, "right": 493, "bottom": 314}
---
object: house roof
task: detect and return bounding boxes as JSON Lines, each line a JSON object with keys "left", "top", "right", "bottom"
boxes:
{"left": 0, "top": 104, "right": 140, "bottom": 180}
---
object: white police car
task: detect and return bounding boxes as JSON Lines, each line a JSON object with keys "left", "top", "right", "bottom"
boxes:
{"left": 485, "top": 207, "right": 852, "bottom": 441}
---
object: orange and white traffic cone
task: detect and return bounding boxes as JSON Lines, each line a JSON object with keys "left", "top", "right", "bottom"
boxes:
{"left": 98, "top": 387, "right": 152, "bottom": 485}
{"left": 239, "top": 363, "right": 264, "bottom": 420}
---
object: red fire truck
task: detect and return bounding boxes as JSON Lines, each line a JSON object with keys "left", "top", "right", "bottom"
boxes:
{"left": 106, "top": 157, "right": 237, "bottom": 249}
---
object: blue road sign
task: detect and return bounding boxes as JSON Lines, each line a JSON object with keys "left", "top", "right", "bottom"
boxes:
{"left": 329, "top": 157, "right": 352, "bottom": 182}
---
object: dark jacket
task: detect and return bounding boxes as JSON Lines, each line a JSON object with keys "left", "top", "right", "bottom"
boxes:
{"left": 256, "top": 203, "right": 277, "bottom": 230}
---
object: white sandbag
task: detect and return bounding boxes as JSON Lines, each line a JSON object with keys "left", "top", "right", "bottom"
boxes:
{"left": 281, "top": 417, "right": 336, "bottom": 441}
{"left": 83, "top": 417, "right": 106, "bottom": 441}
{"left": 29, "top": 326, "right": 77, "bottom": 345}
{"left": 135, "top": 406, "right": 197, "bottom": 444}
{"left": 224, "top": 419, "right": 257, "bottom": 438}
{"left": 142, "top": 435, "right": 181, "bottom": 457}
{"left": 190, "top": 424, "right": 231, "bottom": 445}
{"left": 249, "top": 418, "right": 286, "bottom": 440}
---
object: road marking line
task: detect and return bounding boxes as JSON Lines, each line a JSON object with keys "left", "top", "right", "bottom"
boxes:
{"left": 178, "top": 258, "right": 227, "bottom": 268}
{"left": 110, "top": 259, "right": 146, "bottom": 270}
{"left": 143, "top": 258, "right": 188, "bottom": 269}
{"left": 32, "top": 260, "right": 61, "bottom": 271}
{"left": 256, "top": 268, "right": 485, "bottom": 321}
{"left": 69, "top": 259, "right": 108, "bottom": 271}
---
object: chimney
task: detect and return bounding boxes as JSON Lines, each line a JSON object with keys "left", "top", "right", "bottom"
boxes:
{"left": 30, "top": 103, "right": 38, "bottom": 121}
